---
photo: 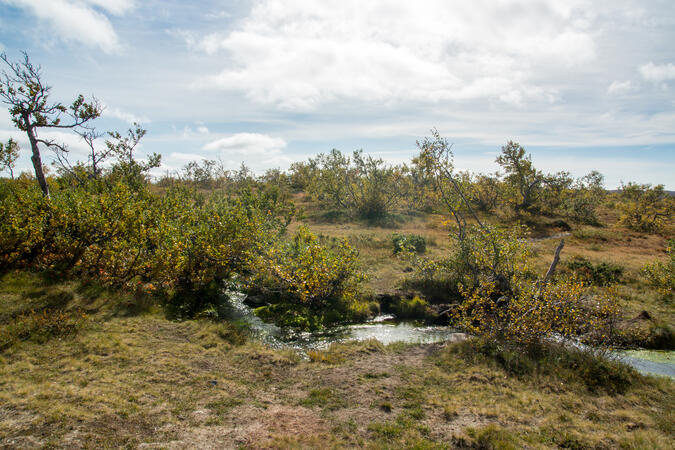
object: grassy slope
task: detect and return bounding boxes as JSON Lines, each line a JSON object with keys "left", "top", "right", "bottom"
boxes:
{"left": 1, "top": 271, "right": 673, "bottom": 448}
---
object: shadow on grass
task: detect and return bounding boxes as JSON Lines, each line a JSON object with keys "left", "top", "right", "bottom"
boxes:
{"left": 0, "top": 269, "right": 156, "bottom": 321}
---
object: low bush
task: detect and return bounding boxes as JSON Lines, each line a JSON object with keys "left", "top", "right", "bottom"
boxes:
{"left": 616, "top": 321, "right": 675, "bottom": 350}
{"left": 247, "top": 226, "right": 369, "bottom": 330}
{"left": 642, "top": 239, "right": 674, "bottom": 298}
{"left": 0, "top": 308, "right": 87, "bottom": 350}
{"left": 617, "top": 182, "right": 674, "bottom": 232}
{"left": 303, "top": 149, "right": 410, "bottom": 222}
{"left": 566, "top": 256, "right": 624, "bottom": 286}
{"left": 392, "top": 233, "right": 427, "bottom": 254}
{"left": 389, "top": 295, "right": 432, "bottom": 320}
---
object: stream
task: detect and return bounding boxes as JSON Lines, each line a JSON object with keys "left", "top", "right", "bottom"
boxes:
{"left": 222, "top": 291, "right": 675, "bottom": 379}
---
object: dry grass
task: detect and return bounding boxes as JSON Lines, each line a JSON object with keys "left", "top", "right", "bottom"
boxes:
{"left": 0, "top": 197, "right": 673, "bottom": 448}
{"left": 0, "top": 287, "right": 672, "bottom": 448}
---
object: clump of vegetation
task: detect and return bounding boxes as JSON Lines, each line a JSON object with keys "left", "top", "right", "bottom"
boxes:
{"left": 566, "top": 256, "right": 624, "bottom": 286}
{"left": 410, "top": 131, "right": 620, "bottom": 351}
{"left": 615, "top": 321, "right": 675, "bottom": 350}
{"left": 300, "top": 149, "right": 410, "bottom": 222}
{"left": 0, "top": 308, "right": 87, "bottom": 350}
{"left": 388, "top": 295, "right": 432, "bottom": 320}
{"left": 247, "top": 226, "right": 369, "bottom": 330}
{"left": 642, "top": 239, "right": 675, "bottom": 298}
{"left": 449, "top": 339, "right": 636, "bottom": 394}
{"left": 618, "top": 182, "right": 674, "bottom": 232}
{"left": 392, "top": 233, "right": 427, "bottom": 254}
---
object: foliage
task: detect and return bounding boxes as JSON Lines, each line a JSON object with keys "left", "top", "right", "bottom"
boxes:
{"left": 538, "top": 170, "right": 573, "bottom": 216}
{"left": 392, "top": 233, "right": 427, "bottom": 254}
{"left": 0, "top": 175, "right": 286, "bottom": 318}
{"left": 177, "top": 159, "right": 233, "bottom": 189}
{"left": 389, "top": 295, "right": 432, "bottom": 320}
{"left": 248, "top": 226, "right": 367, "bottom": 329}
{"left": 566, "top": 256, "right": 624, "bottom": 286}
{"left": 453, "top": 276, "right": 619, "bottom": 346}
{"left": 305, "top": 149, "right": 409, "bottom": 221}
{"left": 466, "top": 172, "right": 502, "bottom": 213}
{"left": 496, "top": 141, "right": 546, "bottom": 214}
{"left": 288, "top": 159, "right": 318, "bottom": 191}
{"left": 615, "top": 321, "right": 675, "bottom": 350}
{"left": 0, "top": 51, "right": 102, "bottom": 196}
{"left": 0, "top": 308, "right": 87, "bottom": 350}
{"left": 405, "top": 225, "right": 532, "bottom": 303}
{"left": 0, "top": 137, "right": 19, "bottom": 179}
{"left": 413, "top": 130, "right": 476, "bottom": 235}
{"left": 618, "top": 182, "right": 674, "bottom": 232}
{"left": 562, "top": 171, "right": 605, "bottom": 224}
{"left": 642, "top": 239, "right": 674, "bottom": 297}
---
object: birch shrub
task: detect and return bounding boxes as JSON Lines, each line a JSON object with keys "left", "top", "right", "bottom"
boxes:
{"left": 248, "top": 226, "right": 369, "bottom": 330}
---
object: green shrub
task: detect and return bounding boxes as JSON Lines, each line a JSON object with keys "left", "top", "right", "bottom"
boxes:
{"left": 248, "top": 226, "right": 368, "bottom": 330}
{"left": 402, "top": 225, "right": 531, "bottom": 304}
{"left": 618, "top": 182, "right": 674, "bottom": 232}
{"left": 566, "top": 257, "right": 623, "bottom": 286}
{"left": 392, "top": 233, "right": 427, "bottom": 254}
{"left": 304, "top": 149, "right": 410, "bottom": 222}
{"left": 388, "top": 295, "right": 432, "bottom": 320}
{"left": 0, "top": 178, "right": 289, "bottom": 318}
{"left": 642, "top": 239, "right": 675, "bottom": 297}
{"left": 616, "top": 322, "right": 675, "bottom": 350}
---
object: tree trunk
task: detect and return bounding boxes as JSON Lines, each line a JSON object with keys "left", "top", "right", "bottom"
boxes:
{"left": 23, "top": 115, "right": 50, "bottom": 198}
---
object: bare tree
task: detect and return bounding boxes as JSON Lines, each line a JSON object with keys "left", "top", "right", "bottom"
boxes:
{"left": 0, "top": 51, "right": 101, "bottom": 196}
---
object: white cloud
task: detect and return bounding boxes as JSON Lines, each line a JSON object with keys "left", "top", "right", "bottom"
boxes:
{"left": 639, "top": 62, "right": 675, "bottom": 83}
{"left": 197, "top": 126, "right": 209, "bottom": 134}
{"left": 2, "top": 0, "right": 131, "bottom": 53}
{"left": 168, "top": 152, "right": 206, "bottom": 163}
{"left": 189, "top": 0, "right": 596, "bottom": 111}
{"left": 81, "top": 0, "right": 135, "bottom": 16}
{"left": 105, "top": 107, "right": 150, "bottom": 125}
{"left": 607, "top": 80, "right": 634, "bottom": 95}
{"left": 203, "top": 133, "right": 291, "bottom": 170}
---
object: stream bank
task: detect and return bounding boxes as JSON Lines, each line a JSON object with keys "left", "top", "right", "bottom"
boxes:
{"left": 224, "top": 291, "right": 675, "bottom": 378}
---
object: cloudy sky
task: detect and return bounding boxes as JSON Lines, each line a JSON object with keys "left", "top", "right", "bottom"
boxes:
{"left": 0, "top": 0, "right": 674, "bottom": 187}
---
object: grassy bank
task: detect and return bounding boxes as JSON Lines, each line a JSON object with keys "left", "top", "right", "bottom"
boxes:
{"left": 1, "top": 271, "right": 673, "bottom": 448}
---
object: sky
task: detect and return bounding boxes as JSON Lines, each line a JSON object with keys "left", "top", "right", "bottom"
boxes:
{"left": 0, "top": 0, "right": 674, "bottom": 188}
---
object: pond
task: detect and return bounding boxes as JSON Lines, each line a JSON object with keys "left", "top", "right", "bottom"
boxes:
{"left": 223, "top": 291, "right": 675, "bottom": 379}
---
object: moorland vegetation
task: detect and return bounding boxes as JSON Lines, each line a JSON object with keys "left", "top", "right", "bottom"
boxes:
{"left": 1, "top": 52, "right": 673, "bottom": 448}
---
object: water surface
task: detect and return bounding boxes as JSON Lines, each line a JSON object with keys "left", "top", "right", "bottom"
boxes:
{"left": 223, "top": 291, "right": 675, "bottom": 378}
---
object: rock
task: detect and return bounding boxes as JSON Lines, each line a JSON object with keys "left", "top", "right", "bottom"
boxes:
{"left": 243, "top": 295, "right": 267, "bottom": 306}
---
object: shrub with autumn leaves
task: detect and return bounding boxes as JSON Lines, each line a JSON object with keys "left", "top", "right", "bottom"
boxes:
{"left": 0, "top": 175, "right": 368, "bottom": 325}
{"left": 642, "top": 239, "right": 675, "bottom": 298}
{"left": 448, "top": 226, "right": 620, "bottom": 347}
{"left": 247, "top": 226, "right": 370, "bottom": 330}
